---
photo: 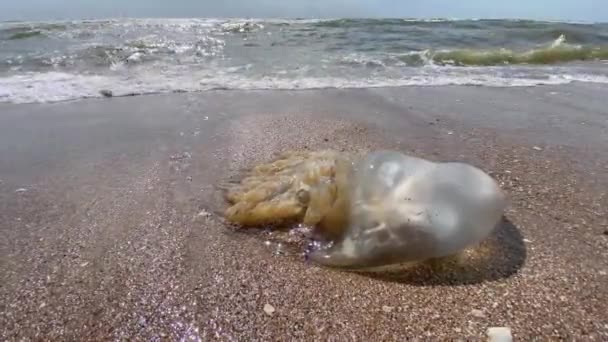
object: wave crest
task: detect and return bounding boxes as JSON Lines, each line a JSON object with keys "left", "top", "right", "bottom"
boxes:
{"left": 396, "top": 36, "right": 608, "bottom": 66}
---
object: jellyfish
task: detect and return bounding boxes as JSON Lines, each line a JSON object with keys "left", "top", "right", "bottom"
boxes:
{"left": 222, "top": 149, "right": 507, "bottom": 271}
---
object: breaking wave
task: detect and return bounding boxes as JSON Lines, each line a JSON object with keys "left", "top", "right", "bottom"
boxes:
{"left": 2, "top": 69, "right": 608, "bottom": 104}
{"left": 1, "top": 18, "right": 608, "bottom": 104}
{"left": 428, "top": 36, "right": 608, "bottom": 66}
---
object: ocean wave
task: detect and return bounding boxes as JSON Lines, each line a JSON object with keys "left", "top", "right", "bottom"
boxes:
{"left": 2, "top": 18, "right": 608, "bottom": 104}
{"left": 338, "top": 54, "right": 387, "bottom": 68}
{"left": 7, "top": 30, "right": 44, "bottom": 40}
{"left": 2, "top": 70, "right": 608, "bottom": 104}
{"left": 220, "top": 21, "right": 265, "bottom": 33}
{"left": 312, "top": 18, "right": 608, "bottom": 29}
{"left": 334, "top": 37, "right": 608, "bottom": 67}
{"left": 431, "top": 46, "right": 608, "bottom": 66}
{"left": 125, "top": 36, "right": 225, "bottom": 56}
{"left": 0, "top": 22, "right": 68, "bottom": 41}
{"left": 391, "top": 36, "right": 608, "bottom": 66}
{"left": 1, "top": 35, "right": 227, "bottom": 71}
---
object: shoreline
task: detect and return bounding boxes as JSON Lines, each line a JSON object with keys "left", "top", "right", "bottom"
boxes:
{"left": 1, "top": 84, "right": 607, "bottom": 340}
{"left": 3, "top": 77, "right": 608, "bottom": 106}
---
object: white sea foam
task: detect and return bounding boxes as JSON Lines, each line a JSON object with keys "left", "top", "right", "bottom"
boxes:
{"left": 2, "top": 69, "right": 608, "bottom": 104}
{"left": 551, "top": 34, "right": 567, "bottom": 48}
{"left": 339, "top": 54, "right": 387, "bottom": 67}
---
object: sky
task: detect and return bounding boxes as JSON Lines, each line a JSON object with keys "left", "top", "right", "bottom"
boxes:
{"left": 0, "top": 0, "right": 605, "bottom": 23}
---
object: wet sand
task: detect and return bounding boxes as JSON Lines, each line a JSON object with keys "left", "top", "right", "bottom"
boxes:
{"left": 1, "top": 84, "right": 607, "bottom": 340}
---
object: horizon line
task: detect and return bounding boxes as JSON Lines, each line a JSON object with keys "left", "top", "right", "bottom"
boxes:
{"left": 1, "top": 15, "right": 605, "bottom": 25}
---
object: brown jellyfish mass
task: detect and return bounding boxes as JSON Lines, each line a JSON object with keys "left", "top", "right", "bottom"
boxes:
{"left": 223, "top": 150, "right": 356, "bottom": 238}
{"left": 222, "top": 149, "right": 507, "bottom": 271}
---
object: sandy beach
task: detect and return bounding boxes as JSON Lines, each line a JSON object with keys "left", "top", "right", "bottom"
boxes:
{"left": 1, "top": 84, "right": 607, "bottom": 340}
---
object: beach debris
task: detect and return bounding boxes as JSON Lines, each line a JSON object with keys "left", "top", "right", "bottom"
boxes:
{"left": 80, "top": 261, "right": 89, "bottom": 267}
{"left": 100, "top": 89, "right": 113, "bottom": 98}
{"left": 263, "top": 303, "right": 275, "bottom": 316}
{"left": 15, "top": 188, "right": 28, "bottom": 193}
{"left": 471, "top": 309, "right": 486, "bottom": 318}
{"left": 532, "top": 146, "right": 543, "bottom": 151}
{"left": 602, "top": 229, "right": 608, "bottom": 236}
{"left": 486, "top": 327, "right": 513, "bottom": 342}
{"left": 196, "top": 209, "right": 212, "bottom": 218}
{"left": 222, "top": 149, "right": 506, "bottom": 270}
{"left": 170, "top": 152, "right": 192, "bottom": 161}
{"left": 447, "top": 131, "right": 454, "bottom": 135}
{"left": 382, "top": 305, "right": 394, "bottom": 313}
{"left": 204, "top": 116, "right": 209, "bottom": 120}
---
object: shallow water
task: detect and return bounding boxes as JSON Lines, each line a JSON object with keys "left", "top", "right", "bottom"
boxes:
{"left": 1, "top": 18, "right": 608, "bottom": 103}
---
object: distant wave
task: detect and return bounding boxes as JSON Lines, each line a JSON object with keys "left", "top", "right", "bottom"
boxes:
{"left": 8, "top": 30, "right": 44, "bottom": 40}
{"left": 0, "top": 22, "right": 66, "bottom": 40}
{"left": 312, "top": 17, "right": 608, "bottom": 28}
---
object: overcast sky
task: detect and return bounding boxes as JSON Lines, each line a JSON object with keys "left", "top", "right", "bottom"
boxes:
{"left": 1, "top": 0, "right": 604, "bottom": 23}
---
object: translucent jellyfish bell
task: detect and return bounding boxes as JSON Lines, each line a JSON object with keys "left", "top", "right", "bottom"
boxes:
{"left": 307, "top": 150, "right": 507, "bottom": 270}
